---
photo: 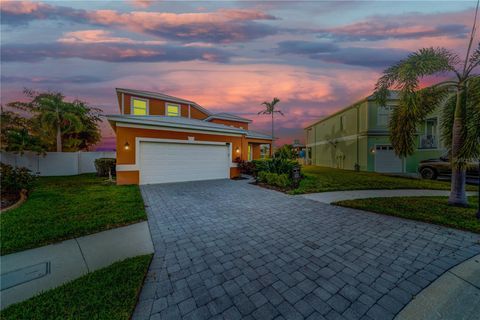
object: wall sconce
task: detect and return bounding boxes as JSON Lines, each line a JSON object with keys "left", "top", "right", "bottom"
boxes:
{"left": 124, "top": 142, "right": 130, "bottom": 150}
{"left": 235, "top": 147, "right": 240, "bottom": 154}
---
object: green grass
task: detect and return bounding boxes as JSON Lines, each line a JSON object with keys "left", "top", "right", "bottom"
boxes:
{"left": 0, "top": 255, "right": 152, "bottom": 320}
{"left": 335, "top": 196, "right": 480, "bottom": 233}
{"left": 291, "top": 166, "right": 478, "bottom": 194}
{"left": 0, "top": 174, "right": 146, "bottom": 255}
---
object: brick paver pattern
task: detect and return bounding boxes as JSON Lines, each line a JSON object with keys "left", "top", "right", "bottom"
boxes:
{"left": 133, "top": 180, "right": 480, "bottom": 320}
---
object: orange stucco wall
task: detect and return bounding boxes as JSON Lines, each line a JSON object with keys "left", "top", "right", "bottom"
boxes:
{"left": 115, "top": 125, "right": 253, "bottom": 184}
{"left": 209, "top": 118, "right": 249, "bottom": 130}
{"left": 120, "top": 93, "right": 209, "bottom": 119}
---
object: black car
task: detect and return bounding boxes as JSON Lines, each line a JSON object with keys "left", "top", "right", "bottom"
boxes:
{"left": 418, "top": 156, "right": 479, "bottom": 180}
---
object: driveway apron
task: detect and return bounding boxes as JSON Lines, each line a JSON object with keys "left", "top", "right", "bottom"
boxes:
{"left": 134, "top": 179, "right": 480, "bottom": 320}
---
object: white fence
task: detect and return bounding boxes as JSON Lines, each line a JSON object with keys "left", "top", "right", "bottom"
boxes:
{"left": 0, "top": 151, "right": 116, "bottom": 176}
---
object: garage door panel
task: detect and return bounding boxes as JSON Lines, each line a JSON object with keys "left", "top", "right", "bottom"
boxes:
{"left": 374, "top": 145, "right": 403, "bottom": 173}
{"left": 140, "top": 142, "right": 229, "bottom": 184}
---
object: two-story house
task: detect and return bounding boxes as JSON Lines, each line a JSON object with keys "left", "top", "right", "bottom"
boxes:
{"left": 107, "top": 88, "right": 272, "bottom": 185}
{"left": 304, "top": 91, "right": 445, "bottom": 173}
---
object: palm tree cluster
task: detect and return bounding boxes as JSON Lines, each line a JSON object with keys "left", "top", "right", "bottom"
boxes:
{"left": 374, "top": 2, "right": 479, "bottom": 207}
{"left": 2, "top": 89, "right": 102, "bottom": 153}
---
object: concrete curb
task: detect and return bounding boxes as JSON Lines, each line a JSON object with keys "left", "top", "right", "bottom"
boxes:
{"left": 299, "top": 189, "right": 477, "bottom": 204}
{"left": 395, "top": 254, "right": 480, "bottom": 320}
{"left": 0, "top": 221, "right": 154, "bottom": 310}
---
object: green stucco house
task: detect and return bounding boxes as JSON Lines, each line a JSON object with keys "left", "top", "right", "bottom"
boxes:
{"left": 304, "top": 91, "right": 445, "bottom": 173}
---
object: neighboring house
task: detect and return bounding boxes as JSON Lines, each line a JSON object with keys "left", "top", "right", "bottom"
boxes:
{"left": 107, "top": 88, "right": 272, "bottom": 185}
{"left": 304, "top": 91, "right": 445, "bottom": 173}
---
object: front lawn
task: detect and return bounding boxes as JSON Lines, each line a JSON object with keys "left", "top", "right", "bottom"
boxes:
{"left": 0, "top": 255, "right": 152, "bottom": 320}
{"left": 291, "top": 166, "right": 477, "bottom": 194}
{"left": 0, "top": 174, "right": 146, "bottom": 255}
{"left": 335, "top": 196, "right": 479, "bottom": 233}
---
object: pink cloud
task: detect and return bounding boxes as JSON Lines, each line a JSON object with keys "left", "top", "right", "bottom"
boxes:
{"left": 58, "top": 29, "right": 165, "bottom": 45}
{"left": 129, "top": 0, "right": 153, "bottom": 8}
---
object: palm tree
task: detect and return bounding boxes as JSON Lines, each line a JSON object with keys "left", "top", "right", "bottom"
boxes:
{"left": 374, "top": 1, "right": 480, "bottom": 207}
{"left": 258, "top": 97, "right": 283, "bottom": 147}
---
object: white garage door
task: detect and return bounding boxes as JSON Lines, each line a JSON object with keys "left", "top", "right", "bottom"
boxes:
{"left": 374, "top": 145, "right": 403, "bottom": 173}
{"left": 139, "top": 142, "right": 229, "bottom": 185}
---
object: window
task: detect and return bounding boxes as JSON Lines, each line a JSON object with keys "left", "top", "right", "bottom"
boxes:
{"left": 166, "top": 103, "right": 180, "bottom": 117}
{"left": 248, "top": 144, "right": 252, "bottom": 161}
{"left": 132, "top": 98, "right": 147, "bottom": 115}
{"left": 377, "top": 105, "right": 394, "bottom": 126}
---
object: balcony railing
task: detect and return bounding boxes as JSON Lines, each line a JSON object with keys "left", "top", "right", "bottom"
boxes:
{"left": 419, "top": 135, "right": 438, "bottom": 149}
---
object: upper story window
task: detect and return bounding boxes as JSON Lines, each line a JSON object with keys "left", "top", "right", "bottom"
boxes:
{"left": 132, "top": 98, "right": 147, "bottom": 115}
{"left": 377, "top": 105, "right": 394, "bottom": 126}
{"left": 166, "top": 103, "right": 180, "bottom": 117}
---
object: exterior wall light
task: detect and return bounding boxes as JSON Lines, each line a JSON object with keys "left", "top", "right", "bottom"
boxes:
{"left": 124, "top": 142, "right": 130, "bottom": 150}
{"left": 235, "top": 147, "right": 240, "bottom": 154}
{"left": 370, "top": 147, "right": 375, "bottom": 154}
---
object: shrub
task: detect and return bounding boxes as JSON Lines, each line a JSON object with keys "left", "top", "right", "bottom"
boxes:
{"left": 260, "top": 172, "right": 292, "bottom": 188}
{"left": 237, "top": 160, "right": 256, "bottom": 175}
{"left": 0, "top": 163, "right": 36, "bottom": 195}
{"left": 253, "top": 158, "right": 300, "bottom": 176}
{"left": 94, "top": 158, "right": 116, "bottom": 177}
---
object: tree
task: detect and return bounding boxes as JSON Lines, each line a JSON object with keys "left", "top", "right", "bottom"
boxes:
{"left": 0, "top": 109, "right": 45, "bottom": 155}
{"left": 274, "top": 144, "right": 298, "bottom": 160}
{"left": 258, "top": 97, "right": 283, "bottom": 147}
{"left": 374, "top": 1, "right": 479, "bottom": 207}
{"left": 7, "top": 90, "right": 101, "bottom": 152}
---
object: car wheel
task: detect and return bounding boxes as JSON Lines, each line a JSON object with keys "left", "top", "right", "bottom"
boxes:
{"left": 420, "top": 167, "right": 437, "bottom": 180}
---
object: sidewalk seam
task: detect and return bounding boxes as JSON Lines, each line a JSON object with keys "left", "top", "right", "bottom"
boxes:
{"left": 448, "top": 270, "right": 480, "bottom": 290}
{"left": 74, "top": 238, "right": 90, "bottom": 273}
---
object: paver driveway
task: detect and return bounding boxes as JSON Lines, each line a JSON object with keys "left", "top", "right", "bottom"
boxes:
{"left": 134, "top": 180, "right": 480, "bottom": 320}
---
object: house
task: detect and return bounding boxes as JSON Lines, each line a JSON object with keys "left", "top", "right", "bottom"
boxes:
{"left": 107, "top": 88, "right": 272, "bottom": 185}
{"left": 304, "top": 91, "right": 445, "bottom": 173}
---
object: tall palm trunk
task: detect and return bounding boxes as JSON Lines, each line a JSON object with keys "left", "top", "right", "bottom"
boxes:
{"left": 271, "top": 113, "right": 274, "bottom": 146}
{"left": 55, "top": 105, "right": 62, "bottom": 152}
{"left": 448, "top": 85, "right": 468, "bottom": 206}
{"left": 56, "top": 122, "right": 62, "bottom": 152}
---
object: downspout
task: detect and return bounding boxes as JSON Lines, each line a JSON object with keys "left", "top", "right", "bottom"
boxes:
{"left": 356, "top": 105, "right": 360, "bottom": 171}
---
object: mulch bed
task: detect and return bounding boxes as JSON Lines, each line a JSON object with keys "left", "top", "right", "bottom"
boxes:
{"left": 250, "top": 181, "right": 293, "bottom": 193}
{"left": 1, "top": 193, "right": 20, "bottom": 210}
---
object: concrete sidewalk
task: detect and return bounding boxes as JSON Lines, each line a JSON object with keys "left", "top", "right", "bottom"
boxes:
{"left": 300, "top": 189, "right": 477, "bottom": 204}
{"left": 395, "top": 254, "right": 480, "bottom": 320}
{"left": 0, "top": 221, "right": 154, "bottom": 310}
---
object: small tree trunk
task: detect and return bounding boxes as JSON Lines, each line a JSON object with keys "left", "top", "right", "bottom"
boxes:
{"left": 56, "top": 123, "right": 62, "bottom": 152}
{"left": 448, "top": 86, "right": 468, "bottom": 207}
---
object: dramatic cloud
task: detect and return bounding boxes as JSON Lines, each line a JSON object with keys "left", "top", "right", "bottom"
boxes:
{"left": 277, "top": 40, "right": 339, "bottom": 54}
{"left": 129, "top": 0, "right": 153, "bottom": 8}
{"left": 1, "top": 75, "right": 107, "bottom": 84}
{"left": 58, "top": 29, "right": 165, "bottom": 45}
{"left": 316, "top": 10, "right": 473, "bottom": 42}
{"left": 1, "top": 1, "right": 278, "bottom": 43}
{"left": 1, "top": 42, "right": 232, "bottom": 63}
{"left": 276, "top": 40, "right": 409, "bottom": 68}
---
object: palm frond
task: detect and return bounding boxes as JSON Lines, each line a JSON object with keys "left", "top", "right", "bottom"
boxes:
{"left": 374, "top": 47, "right": 459, "bottom": 102}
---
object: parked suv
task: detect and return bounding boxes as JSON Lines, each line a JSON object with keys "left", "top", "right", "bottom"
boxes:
{"left": 418, "top": 156, "right": 479, "bottom": 180}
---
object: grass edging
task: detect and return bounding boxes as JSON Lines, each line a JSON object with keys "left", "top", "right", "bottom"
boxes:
{"left": 334, "top": 196, "right": 480, "bottom": 233}
{"left": 1, "top": 174, "right": 147, "bottom": 255}
{"left": 0, "top": 254, "right": 153, "bottom": 320}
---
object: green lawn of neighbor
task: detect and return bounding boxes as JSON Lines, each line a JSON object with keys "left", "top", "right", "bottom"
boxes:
{"left": 291, "top": 166, "right": 478, "bottom": 194}
{"left": 0, "top": 174, "right": 146, "bottom": 255}
{"left": 0, "top": 255, "right": 152, "bottom": 320}
{"left": 335, "top": 196, "right": 479, "bottom": 233}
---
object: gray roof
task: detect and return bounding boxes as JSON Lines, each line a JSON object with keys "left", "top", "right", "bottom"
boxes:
{"left": 115, "top": 88, "right": 212, "bottom": 115}
{"left": 205, "top": 113, "right": 252, "bottom": 123}
{"left": 106, "top": 115, "right": 244, "bottom": 135}
{"left": 106, "top": 114, "right": 273, "bottom": 140}
{"left": 245, "top": 130, "right": 273, "bottom": 140}
{"left": 367, "top": 90, "right": 400, "bottom": 100}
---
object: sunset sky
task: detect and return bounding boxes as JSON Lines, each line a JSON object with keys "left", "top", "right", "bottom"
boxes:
{"left": 1, "top": 0, "right": 477, "bottom": 149}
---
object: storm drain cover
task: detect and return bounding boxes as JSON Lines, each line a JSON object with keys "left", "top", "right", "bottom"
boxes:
{"left": 1, "top": 262, "right": 50, "bottom": 291}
